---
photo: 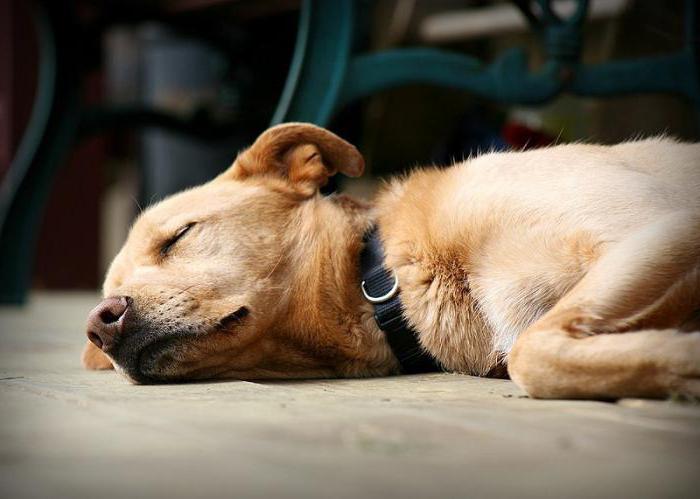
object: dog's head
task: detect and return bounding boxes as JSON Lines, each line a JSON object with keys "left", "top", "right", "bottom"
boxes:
{"left": 84, "top": 123, "right": 379, "bottom": 383}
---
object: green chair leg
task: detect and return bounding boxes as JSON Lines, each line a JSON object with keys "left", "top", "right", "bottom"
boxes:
{"left": 270, "top": 0, "right": 354, "bottom": 126}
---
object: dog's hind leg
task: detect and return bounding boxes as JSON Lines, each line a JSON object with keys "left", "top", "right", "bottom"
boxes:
{"left": 507, "top": 211, "right": 700, "bottom": 399}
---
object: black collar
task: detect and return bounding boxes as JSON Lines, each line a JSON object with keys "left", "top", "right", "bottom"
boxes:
{"left": 359, "top": 227, "right": 441, "bottom": 374}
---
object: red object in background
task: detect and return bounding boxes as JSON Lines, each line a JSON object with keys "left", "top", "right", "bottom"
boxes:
{"left": 33, "top": 72, "right": 104, "bottom": 290}
{"left": 502, "top": 122, "right": 556, "bottom": 150}
{"left": 2, "top": 0, "right": 102, "bottom": 289}
{"left": 32, "top": 135, "right": 104, "bottom": 290}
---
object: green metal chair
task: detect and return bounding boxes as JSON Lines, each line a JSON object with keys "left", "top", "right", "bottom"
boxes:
{"left": 1, "top": 0, "right": 699, "bottom": 304}
{"left": 273, "top": 0, "right": 699, "bottom": 125}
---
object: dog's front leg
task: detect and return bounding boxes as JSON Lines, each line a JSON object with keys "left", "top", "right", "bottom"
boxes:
{"left": 81, "top": 339, "right": 114, "bottom": 370}
{"left": 508, "top": 211, "right": 700, "bottom": 399}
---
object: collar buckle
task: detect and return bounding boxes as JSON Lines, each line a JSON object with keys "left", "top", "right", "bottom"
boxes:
{"left": 360, "top": 226, "right": 440, "bottom": 374}
{"left": 361, "top": 269, "right": 399, "bottom": 303}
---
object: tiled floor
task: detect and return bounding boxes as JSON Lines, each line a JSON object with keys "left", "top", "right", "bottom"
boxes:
{"left": 1, "top": 293, "right": 699, "bottom": 498}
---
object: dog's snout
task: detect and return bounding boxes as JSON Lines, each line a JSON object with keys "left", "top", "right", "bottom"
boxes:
{"left": 86, "top": 296, "right": 131, "bottom": 352}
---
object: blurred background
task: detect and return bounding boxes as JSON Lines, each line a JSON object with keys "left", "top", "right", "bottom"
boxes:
{"left": 1, "top": 0, "right": 697, "bottom": 299}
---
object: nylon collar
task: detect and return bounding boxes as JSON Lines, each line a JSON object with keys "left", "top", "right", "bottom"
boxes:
{"left": 359, "top": 227, "right": 440, "bottom": 374}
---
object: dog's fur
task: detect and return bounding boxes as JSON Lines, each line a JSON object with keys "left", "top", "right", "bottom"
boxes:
{"left": 83, "top": 123, "right": 700, "bottom": 399}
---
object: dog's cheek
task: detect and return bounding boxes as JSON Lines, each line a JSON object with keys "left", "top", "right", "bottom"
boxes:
{"left": 81, "top": 340, "right": 115, "bottom": 370}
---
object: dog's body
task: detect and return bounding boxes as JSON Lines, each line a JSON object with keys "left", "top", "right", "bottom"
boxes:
{"left": 83, "top": 124, "right": 700, "bottom": 399}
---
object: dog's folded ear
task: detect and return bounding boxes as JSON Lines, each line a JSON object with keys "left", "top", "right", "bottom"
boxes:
{"left": 218, "top": 123, "right": 364, "bottom": 192}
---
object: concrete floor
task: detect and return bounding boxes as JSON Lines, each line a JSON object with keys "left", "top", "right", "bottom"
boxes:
{"left": 1, "top": 293, "right": 699, "bottom": 499}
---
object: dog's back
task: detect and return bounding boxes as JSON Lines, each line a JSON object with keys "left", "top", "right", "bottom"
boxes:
{"left": 376, "top": 137, "right": 700, "bottom": 371}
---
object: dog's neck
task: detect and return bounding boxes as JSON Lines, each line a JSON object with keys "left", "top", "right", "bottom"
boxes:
{"left": 280, "top": 194, "right": 400, "bottom": 377}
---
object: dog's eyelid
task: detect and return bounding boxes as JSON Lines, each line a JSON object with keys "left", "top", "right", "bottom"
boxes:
{"left": 175, "top": 222, "right": 196, "bottom": 237}
{"left": 160, "top": 222, "right": 197, "bottom": 257}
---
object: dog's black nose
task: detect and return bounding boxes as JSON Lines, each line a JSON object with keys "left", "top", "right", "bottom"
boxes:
{"left": 86, "top": 296, "right": 131, "bottom": 352}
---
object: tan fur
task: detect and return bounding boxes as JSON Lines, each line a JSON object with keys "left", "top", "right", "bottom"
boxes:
{"left": 84, "top": 123, "right": 700, "bottom": 400}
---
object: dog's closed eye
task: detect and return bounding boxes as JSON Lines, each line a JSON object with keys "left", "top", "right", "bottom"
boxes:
{"left": 160, "top": 222, "right": 196, "bottom": 257}
{"left": 219, "top": 307, "right": 249, "bottom": 329}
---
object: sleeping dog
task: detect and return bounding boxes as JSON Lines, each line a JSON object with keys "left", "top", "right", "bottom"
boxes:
{"left": 83, "top": 123, "right": 700, "bottom": 399}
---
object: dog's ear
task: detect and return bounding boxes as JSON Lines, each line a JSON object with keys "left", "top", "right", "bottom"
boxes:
{"left": 218, "top": 123, "right": 364, "bottom": 191}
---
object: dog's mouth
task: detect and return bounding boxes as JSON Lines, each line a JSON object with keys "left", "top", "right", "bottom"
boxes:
{"left": 110, "top": 326, "right": 225, "bottom": 384}
{"left": 109, "top": 334, "right": 190, "bottom": 384}
{"left": 108, "top": 307, "right": 249, "bottom": 384}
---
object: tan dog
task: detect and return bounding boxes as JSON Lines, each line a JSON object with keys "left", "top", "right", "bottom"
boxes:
{"left": 83, "top": 123, "right": 700, "bottom": 400}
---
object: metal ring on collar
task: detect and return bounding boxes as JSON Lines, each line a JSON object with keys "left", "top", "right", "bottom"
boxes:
{"left": 361, "top": 270, "right": 399, "bottom": 304}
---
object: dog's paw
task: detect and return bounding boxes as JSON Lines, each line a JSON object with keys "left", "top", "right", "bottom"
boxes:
{"left": 660, "top": 331, "right": 700, "bottom": 398}
{"left": 81, "top": 340, "right": 114, "bottom": 370}
{"left": 562, "top": 312, "right": 631, "bottom": 337}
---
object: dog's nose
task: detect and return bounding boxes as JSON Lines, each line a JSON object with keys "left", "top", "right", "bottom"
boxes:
{"left": 86, "top": 296, "right": 131, "bottom": 352}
